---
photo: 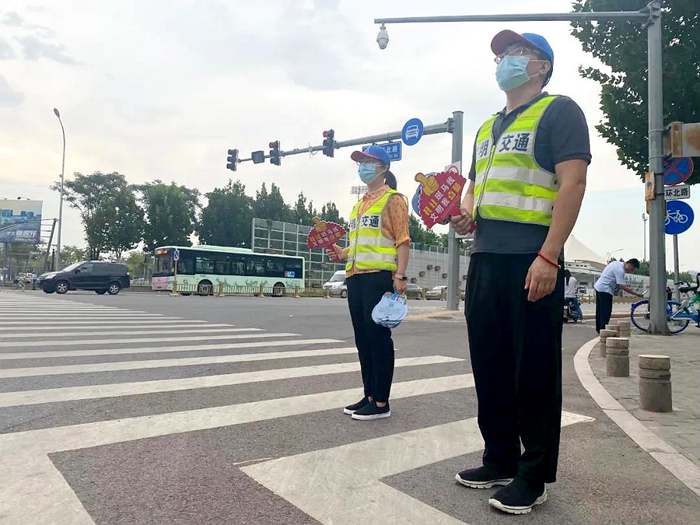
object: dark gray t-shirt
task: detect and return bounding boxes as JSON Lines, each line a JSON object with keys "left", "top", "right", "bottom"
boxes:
{"left": 468, "top": 93, "right": 592, "bottom": 254}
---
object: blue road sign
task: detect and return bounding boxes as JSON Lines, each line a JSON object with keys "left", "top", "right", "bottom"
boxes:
{"left": 665, "top": 200, "right": 694, "bottom": 235}
{"left": 173, "top": 248, "right": 180, "bottom": 261}
{"left": 363, "top": 142, "right": 402, "bottom": 162}
{"left": 401, "top": 118, "right": 424, "bottom": 146}
{"left": 664, "top": 157, "right": 694, "bottom": 186}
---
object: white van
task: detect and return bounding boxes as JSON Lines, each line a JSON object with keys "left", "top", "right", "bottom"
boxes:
{"left": 323, "top": 270, "right": 347, "bottom": 298}
{"left": 323, "top": 270, "right": 346, "bottom": 289}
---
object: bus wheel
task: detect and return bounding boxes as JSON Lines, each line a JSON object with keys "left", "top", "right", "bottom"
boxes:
{"left": 197, "top": 280, "right": 213, "bottom": 296}
{"left": 272, "top": 283, "right": 285, "bottom": 297}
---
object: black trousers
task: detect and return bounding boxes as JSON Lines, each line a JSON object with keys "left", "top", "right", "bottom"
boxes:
{"left": 595, "top": 291, "right": 614, "bottom": 333}
{"left": 465, "top": 253, "right": 564, "bottom": 484}
{"left": 346, "top": 271, "right": 395, "bottom": 403}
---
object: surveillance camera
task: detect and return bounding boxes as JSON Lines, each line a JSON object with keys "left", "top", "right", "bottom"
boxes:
{"left": 376, "top": 25, "right": 389, "bottom": 50}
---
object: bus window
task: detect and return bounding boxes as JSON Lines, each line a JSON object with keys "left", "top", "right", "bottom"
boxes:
{"left": 283, "top": 258, "right": 303, "bottom": 279}
{"left": 153, "top": 253, "right": 172, "bottom": 276}
{"left": 195, "top": 255, "right": 215, "bottom": 274}
{"left": 230, "top": 255, "right": 245, "bottom": 276}
{"left": 265, "top": 258, "right": 285, "bottom": 278}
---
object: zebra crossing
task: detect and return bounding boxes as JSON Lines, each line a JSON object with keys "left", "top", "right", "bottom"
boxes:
{"left": 0, "top": 293, "right": 594, "bottom": 525}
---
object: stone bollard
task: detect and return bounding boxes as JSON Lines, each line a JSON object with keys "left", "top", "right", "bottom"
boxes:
{"left": 616, "top": 320, "right": 632, "bottom": 337}
{"left": 259, "top": 283, "right": 265, "bottom": 298}
{"left": 606, "top": 337, "right": 630, "bottom": 377}
{"left": 639, "top": 355, "right": 672, "bottom": 412}
{"left": 599, "top": 329, "right": 618, "bottom": 357}
{"left": 606, "top": 324, "right": 621, "bottom": 336}
{"left": 217, "top": 282, "right": 225, "bottom": 298}
{"left": 294, "top": 286, "right": 300, "bottom": 299}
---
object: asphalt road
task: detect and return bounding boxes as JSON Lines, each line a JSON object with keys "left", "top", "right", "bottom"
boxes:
{"left": 0, "top": 290, "right": 698, "bottom": 524}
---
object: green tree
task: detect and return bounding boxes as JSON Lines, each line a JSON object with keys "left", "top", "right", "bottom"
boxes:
{"left": 137, "top": 181, "right": 200, "bottom": 251}
{"left": 320, "top": 202, "right": 346, "bottom": 227}
{"left": 198, "top": 180, "right": 253, "bottom": 247}
{"left": 571, "top": 0, "right": 700, "bottom": 185}
{"left": 254, "top": 183, "right": 292, "bottom": 222}
{"left": 123, "top": 251, "right": 150, "bottom": 280}
{"left": 60, "top": 245, "right": 89, "bottom": 267}
{"left": 52, "top": 171, "right": 138, "bottom": 259}
{"left": 93, "top": 186, "right": 144, "bottom": 260}
{"left": 292, "top": 192, "right": 318, "bottom": 225}
{"left": 409, "top": 214, "right": 427, "bottom": 245}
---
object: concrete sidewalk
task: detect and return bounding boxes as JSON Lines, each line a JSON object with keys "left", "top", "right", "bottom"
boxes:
{"left": 585, "top": 327, "right": 700, "bottom": 496}
{"left": 406, "top": 302, "right": 630, "bottom": 322}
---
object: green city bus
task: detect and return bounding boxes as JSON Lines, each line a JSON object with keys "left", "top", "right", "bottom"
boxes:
{"left": 152, "top": 245, "right": 305, "bottom": 296}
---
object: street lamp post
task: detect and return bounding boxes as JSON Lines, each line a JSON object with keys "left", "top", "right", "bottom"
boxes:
{"left": 373, "top": 1, "right": 668, "bottom": 333}
{"left": 53, "top": 108, "right": 66, "bottom": 271}
{"left": 642, "top": 213, "right": 648, "bottom": 261}
{"left": 606, "top": 248, "right": 624, "bottom": 262}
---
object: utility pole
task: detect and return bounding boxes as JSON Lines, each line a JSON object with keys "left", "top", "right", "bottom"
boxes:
{"left": 446, "top": 111, "right": 463, "bottom": 310}
{"left": 373, "top": 2, "right": 667, "bottom": 332}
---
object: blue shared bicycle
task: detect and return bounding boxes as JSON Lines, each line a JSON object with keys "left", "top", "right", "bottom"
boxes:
{"left": 630, "top": 276, "right": 700, "bottom": 334}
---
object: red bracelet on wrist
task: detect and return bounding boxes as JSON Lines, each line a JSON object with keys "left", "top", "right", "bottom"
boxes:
{"left": 537, "top": 251, "right": 561, "bottom": 270}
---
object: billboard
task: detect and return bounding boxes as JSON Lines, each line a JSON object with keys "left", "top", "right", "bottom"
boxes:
{"left": 0, "top": 199, "right": 43, "bottom": 244}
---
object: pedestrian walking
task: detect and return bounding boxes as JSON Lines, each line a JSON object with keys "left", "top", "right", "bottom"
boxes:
{"left": 327, "top": 145, "right": 410, "bottom": 421}
{"left": 594, "top": 258, "right": 643, "bottom": 332}
{"left": 450, "top": 29, "right": 590, "bottom": 514}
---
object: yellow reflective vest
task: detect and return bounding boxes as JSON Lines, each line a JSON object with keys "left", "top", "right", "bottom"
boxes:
{"left": 346, "top": 189, "right": 402, "bottom": 273}
{"left": 473, "top": 95, "right": 559, "bottom": 227}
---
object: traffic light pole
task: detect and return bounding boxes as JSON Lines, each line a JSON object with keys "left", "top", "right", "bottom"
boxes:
{"left": 374, "top": 2, "right": 669, "bottom": 332}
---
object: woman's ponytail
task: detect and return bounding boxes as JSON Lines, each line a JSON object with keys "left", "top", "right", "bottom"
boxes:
{"left": 384, "top": 170, "right": 397, "bottom": 190}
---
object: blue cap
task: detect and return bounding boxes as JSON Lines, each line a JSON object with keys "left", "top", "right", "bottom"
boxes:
{"left": 351, "top": 145, "right": 391, "bottom": 168}
{"left": 491, "top": 30, "right": 554, "bottom": 85}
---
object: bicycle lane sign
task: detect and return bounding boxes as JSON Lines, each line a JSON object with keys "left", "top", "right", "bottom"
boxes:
{"left": 665, "top": 200, "right": 694, "bottom": 235}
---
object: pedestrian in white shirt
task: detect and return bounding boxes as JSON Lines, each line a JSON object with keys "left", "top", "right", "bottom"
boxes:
{"left": 594, "top": 258, "right": 642, "bottom": 332}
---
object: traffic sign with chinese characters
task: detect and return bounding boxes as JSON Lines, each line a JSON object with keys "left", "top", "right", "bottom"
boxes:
{"left": 414, "top": 163, "right": 466, "bottom": 229}
{"left": 664, "top": 184, "right": 691, "bottom": 201}
{"left": 362, "top": 142, "right": 402, "bottom": 162}
{"left": 306, "top": 218, "right": 346, "bottom": 262}
{"left": 664, "top": 200, "right": 694, "bottom": 236}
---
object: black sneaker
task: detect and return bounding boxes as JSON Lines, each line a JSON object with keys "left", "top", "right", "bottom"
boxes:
{"left": 488, "top": 477, "right": 547, "bottom": 515}
{"left": 455, "top": 466, "right": 515, "bottom": 489}
{"left": 343, "top": 397, "right": 369, "bottom": 415}
{"left": 351, "top": 401, "right": 390, "bottom": 420}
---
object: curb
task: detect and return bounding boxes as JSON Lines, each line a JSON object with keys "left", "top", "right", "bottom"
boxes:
{"left": 574, "top": 338, "right": 700, "bottom": 498}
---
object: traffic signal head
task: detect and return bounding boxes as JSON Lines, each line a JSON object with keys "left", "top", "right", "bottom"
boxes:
{"left": 226, "top": 148, "right": 238, "bottom": 171}
{"left": 269, "top": 141, "right": 281, "bottom": 166}
{"left": 322, "top": 129, "right": 335, "bottom": 157}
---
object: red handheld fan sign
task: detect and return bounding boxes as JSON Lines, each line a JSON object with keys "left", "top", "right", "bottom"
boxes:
{"left": 414, "top": 164, "right": 467, "bottom": 229}
{"left": 306, "top": 217, "right": 346, "bottom": 262}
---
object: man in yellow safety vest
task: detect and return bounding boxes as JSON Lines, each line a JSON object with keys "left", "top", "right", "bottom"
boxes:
{"left": 451, "top": 30, "right": 590, "bottom": 515}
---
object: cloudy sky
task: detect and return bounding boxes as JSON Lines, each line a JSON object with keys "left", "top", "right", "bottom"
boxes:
{"left": 1, "top": 0, "right": 698, "bottom": 272}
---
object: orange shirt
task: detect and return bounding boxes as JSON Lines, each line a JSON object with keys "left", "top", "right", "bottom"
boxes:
{"left": 345, "top": 185, "right": 411, "bottom": 277}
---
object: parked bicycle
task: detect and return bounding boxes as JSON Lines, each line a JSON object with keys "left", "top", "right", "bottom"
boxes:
{"left": 630, "top": 277, "right": 700, "bottom": 334}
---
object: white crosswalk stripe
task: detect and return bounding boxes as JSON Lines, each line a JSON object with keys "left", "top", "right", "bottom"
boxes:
{"left": 0, "top": 293, "right": 594, "bottom": 525}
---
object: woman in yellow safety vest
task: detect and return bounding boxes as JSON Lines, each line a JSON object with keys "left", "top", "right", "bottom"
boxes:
{"left": 327, "top": 145, "right": 411, "bottom": 421}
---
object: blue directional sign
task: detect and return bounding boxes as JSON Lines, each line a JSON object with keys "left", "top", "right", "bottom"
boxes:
{"left": 401, "top": 118, "right": 424, "bottom": 146}
{"left": 665, "top": 200, "right": 694, "bottom": 235}
{"left": 173, "top": 248, "right": 180, "bottom": 261}
{"left": 363, "top": 142, "right": 402, "bottom": 162}
{"left": 664, "top": 157, "right": 694, "bottom": 186}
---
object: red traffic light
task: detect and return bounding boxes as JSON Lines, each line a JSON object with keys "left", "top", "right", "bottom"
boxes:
{"left": 323, "top": 129, "right": 334, "bottom": 139}
{"left": 269, "top": 141, "right": 279, "bottom": 149}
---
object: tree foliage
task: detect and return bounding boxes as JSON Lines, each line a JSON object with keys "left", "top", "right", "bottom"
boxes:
{"left": 137, "top": 181, "right": 200, "bottom": 251}
{"left": 571, "top": 0, "right": 700, "bottom": 185}
{"left": 254, "top": 183, "right": 292, "bottom": 222}
{"left": 198, "top": 180, "right": 254, "bottom": 247}
{"left": 292, "top": 192, "right": 318, "bottom": 225}
{"left": 52, "top": 172, "right": 143, "bottom": 259}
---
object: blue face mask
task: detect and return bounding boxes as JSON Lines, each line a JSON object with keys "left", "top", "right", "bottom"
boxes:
{"left": 358, "top": 163, "right": 380, "bottom": 184}
{"left": 496, "top": 55, "right": 538, "bottom": 92}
